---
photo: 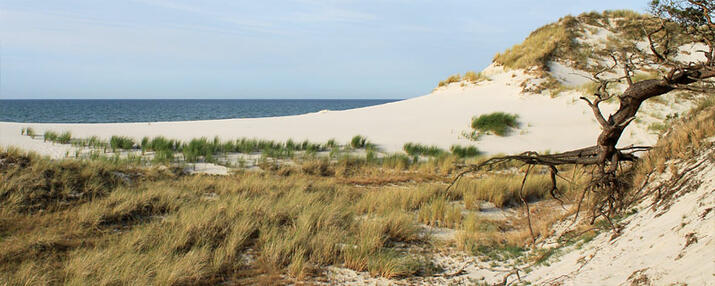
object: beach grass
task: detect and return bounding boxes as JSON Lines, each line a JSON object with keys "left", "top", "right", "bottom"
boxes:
{"left": 350, "top": 135, "right": 368, "bottom": 149}
{"left": 24, "top": 127, "right": 36, "bottom": 137}
{"left": 43, "top": 130, "right": 58, "bottom": 142}
{"left": 463, "top": 71, "right": 489, "bottom": 83}
{"left": 110, "top": 136, "right": 135, "bottom": 151}
{"left": 493, "top": 15, "right": 578, "bottom": 70}
{"left": 403, "top": 143, "right": 446, "bottom": 157}
{"left": 471, "top": 112, "right": 520, "bottom": 136}
{"left": 0, "top": 150, "right": 450, "bottom": 284}
{"left": 450, "top": 145, "right": 481, "bottom": 158}
{"left": 57, "top": 132, "right": 72, "bottom": 144}
{"left": 438, "top": 74, "right": 462, "bottom": 87}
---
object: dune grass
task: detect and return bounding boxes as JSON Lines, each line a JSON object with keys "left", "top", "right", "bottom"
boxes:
{"left": 23, "top": 127, "right": 36, "bottom": 137}
{"left": 463, "top": 71, "right": 489, "bottom": 83}
{"left": 0, "top": 150, "right": 443, "bottom": 284}
{"left": 493, "top": 16, "right": 579, "bottom": 70}
{"left": 633, "top": 100, "right": 715, "bottom": 187}
{"left": 6, "top": 136, "right": 670, "bottom": 283}
{"left": 471, "top": 112, "right": 520, "bottom": 136}
{"left": 403, "top": 143, "right": 445, "bottom": 157}
{"left": 42, "top": 130, "right": 72, "bottom": 144}
{"left": 43, "top": 130, "right": 58, "bottom": 142}
{"left": 57, "top": 132, "right": 72, "bottom": 144}
{"left": 110, "top": 136, "right": 135, "bottom": 151}
{"left": 450, "top": 145, "right": 481, "bottom": 158}
{"left": 437, "top": 74, "right": 462, "bottom": 87}
{"left": 350, "top": 135, "right": 369, "bottom": 149}
{"left": 451, "top": 171, "right": 579, "bottom": 208}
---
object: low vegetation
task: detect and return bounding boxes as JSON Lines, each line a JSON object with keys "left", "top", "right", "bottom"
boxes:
{"left": 2, "top": 100, "right": 711, "bottom": 284}
{"left": 110, "top": 136, "right": 135, "bottom": 151}
{"left": 0, "top": 147, "right": 564, "bottom": 284}
{"left": 437, "top": 74, "right": 462, "bottom": 87}
{"left": 493, "top": 15, "right": 579, "bottom": 71}
{"left": 437, "top": 71, "right": 489, "bottom": 88}
{"left": 403, "top": 143, "right": 445, "bottom": 157}
{"left": 471, "top": 112, "right": 520, "bottom": 136}
{"left": 449, "top": 145, "right": 481, "bottom": 158}
{"left": 350, "top": 135, "right": 369, "bottom": 149}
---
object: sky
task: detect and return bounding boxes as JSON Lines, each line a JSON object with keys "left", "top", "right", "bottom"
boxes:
{"left": 0, "top": 0, "right": 648, "bottom": 99}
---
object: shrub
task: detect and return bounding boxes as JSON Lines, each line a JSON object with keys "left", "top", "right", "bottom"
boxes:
{"left": 450, "top": 145, "right": 481, "bottom": 158}
{"left": 351, "top": 135, "right": 368, "bottom": 149}
{"left": 471, "top": 112, "right": 520, "bottom": 136}
{"left": 403, "top": 143, "right": 445, "bottom": 157}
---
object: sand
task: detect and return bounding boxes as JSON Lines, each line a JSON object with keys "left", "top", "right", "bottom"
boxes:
{"left": 0, "top": 65, "right": 675, "bottom": 159}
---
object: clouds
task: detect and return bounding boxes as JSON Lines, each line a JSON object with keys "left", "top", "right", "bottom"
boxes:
{"left": 0, "top": 0, "right": 647, "bottom": 99}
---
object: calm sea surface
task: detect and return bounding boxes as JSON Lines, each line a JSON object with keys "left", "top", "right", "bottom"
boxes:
{"left": 0, "top": 99, "right": 399, "bottom": 123}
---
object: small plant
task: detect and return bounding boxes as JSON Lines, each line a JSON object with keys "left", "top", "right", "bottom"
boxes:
{"left": 471, "top": 112, "right": 520, "bottom": 136}
{"left": 351, "top": 135, "right": 368, "bottom": 149}
{"left": 450, "top": 145, "right": 481, "bottom": 158}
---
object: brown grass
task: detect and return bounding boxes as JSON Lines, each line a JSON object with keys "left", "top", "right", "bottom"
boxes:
{"left": 633, "top": 100, "right": 715, "bottom": 187}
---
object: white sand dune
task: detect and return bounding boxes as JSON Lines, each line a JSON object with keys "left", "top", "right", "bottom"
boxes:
{"left": 526, "top": 144, "right": 715, "bottom": 285}
{"left": 0, "top": 65, "right": 665, "bottom": 159}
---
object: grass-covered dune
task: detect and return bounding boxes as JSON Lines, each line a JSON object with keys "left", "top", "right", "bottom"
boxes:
{"left": 0, "top": 143, "right": 591, "bottom": 284}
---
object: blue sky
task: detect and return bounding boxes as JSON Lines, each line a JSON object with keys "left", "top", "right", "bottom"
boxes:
{"left": 0, "top": 0, "right": 647, "bottom": 99}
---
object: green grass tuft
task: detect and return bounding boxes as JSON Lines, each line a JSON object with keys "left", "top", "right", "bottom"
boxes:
{"left": 110, "top": 136, "right": 135, "bottom": 151}
{"left": 403, "top": 143, "right": 445, "bottom": 157}
{"left": 450, "top": 145, "right": 481, "bottom": 158}
{"left": 351, "top": 135, "right": 368, "bottom": 149}
{"left": 471, "top": 112, "right": 520, "bottom": 136}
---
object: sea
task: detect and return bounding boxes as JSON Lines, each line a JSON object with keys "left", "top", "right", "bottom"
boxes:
{"left": 0, "top": 99, "right": 399, "bottom": 123}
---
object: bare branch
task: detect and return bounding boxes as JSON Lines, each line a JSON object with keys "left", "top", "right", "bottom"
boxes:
{"left": 579, "top": 96, "right": 610, "bottom": 128}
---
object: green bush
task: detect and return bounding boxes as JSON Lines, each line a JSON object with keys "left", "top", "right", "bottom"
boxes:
{"left": 471, "top": 112, "right": 520, "bottom": 136}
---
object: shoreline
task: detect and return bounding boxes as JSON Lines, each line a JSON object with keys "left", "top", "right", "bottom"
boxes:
{"left": 0, "top": 98, "right": 404, "bottom": 125}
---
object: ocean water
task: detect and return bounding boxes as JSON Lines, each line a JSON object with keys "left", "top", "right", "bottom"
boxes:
{"left": 0, "top": 99, "right": 399, "bottom": 123}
